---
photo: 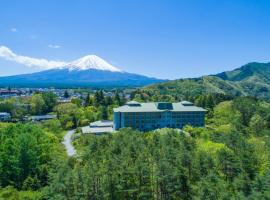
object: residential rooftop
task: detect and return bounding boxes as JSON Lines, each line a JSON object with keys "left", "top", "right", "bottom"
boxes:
{"left": 0, "top": 112, "right": 11, "bottom": 115}
{"left": 113, "top": 101, "right": 206, "bottom": 113}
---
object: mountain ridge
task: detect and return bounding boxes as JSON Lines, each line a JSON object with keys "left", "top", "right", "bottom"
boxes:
{"left": 136, "top": 62, "right": 270, "bottom": 100}
{"left": 215, "top": 62, "right": 270, "bottom": 82}
{"left": 0, "top": 68, "right": 163, "bottom": 88}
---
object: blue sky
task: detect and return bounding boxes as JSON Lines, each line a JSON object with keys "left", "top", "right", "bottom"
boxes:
{"left": 0, "top": 0, "right": 270, "bottom": 79}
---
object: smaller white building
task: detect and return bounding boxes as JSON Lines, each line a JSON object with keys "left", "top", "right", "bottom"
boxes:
{"left": 82, "top": 120, "right": 114, "bottom": 135}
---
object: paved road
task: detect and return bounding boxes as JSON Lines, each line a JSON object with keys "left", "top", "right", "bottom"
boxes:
{"left": 62, "top": 130, "right": 76, "bottom": 156}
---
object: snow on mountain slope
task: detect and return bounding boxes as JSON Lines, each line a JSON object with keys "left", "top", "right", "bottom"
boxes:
{"left": 0, "top": 46, "right": 121, "bottom": 72}
{"left": 66, "top": 55, "right": 121, "bottom": 72}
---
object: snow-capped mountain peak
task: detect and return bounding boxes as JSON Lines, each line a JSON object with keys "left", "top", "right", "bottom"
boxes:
{"left": 66, "top": 55, "right": 121, "bottom": 72}
{"left": 0, "top": 46, "right": 122, "bottom": 71}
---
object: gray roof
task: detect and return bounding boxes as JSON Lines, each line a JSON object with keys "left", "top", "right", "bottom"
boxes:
{"left": 113, "top": 101, "right": 206, "bottom": 113}
{"left": 82, "top": 126, "right": 113, "bottom": 134}
{"left": 180, "top": 101, "right": 194, "bottom": 106}
{"left": 126, "top": 100, "right": 140, "bottom": 104}
{"left": 90, "top": 120, "right": 113, "bottom": 127}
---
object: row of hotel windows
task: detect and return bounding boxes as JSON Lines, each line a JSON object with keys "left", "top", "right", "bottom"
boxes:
{"left": 124, "top": 112, "right": 203, "bottom": 116}
{"left": 124, "top": 116, "right": 204, "bottom": 121}
{"left": 124, "top": 119, "right": 204, "bottom": 126}
{"left": 124, "top": 113, "right": 203, "bottom": 120}
{"left": 124, "top": 123, "right": 204, "bottom": 130}
{"left": 124, "top": 119, "right": 203, "bottom": 124}
{"left": 124, "top": 111, "right": 203, "bottom": 115}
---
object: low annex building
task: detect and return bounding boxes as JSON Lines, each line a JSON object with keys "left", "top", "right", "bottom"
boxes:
{"left": 113, "top": 101, "right": 206, "bottom": 131}
{"left": 82, "top": 120, "right": 114, "bottom": 134}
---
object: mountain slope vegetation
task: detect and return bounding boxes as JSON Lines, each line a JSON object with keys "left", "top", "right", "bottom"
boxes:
{"left": 134, "top": 62, "right": 270, "bottom": 101}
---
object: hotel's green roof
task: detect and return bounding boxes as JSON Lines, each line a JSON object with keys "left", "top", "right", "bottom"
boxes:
{"left": 113, "top": 101, "right": 207, "bottom": 113}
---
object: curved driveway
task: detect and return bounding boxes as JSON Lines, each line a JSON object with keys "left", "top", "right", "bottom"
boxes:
{"left": 62, "top": 130, "right": 76, "bottom": 156}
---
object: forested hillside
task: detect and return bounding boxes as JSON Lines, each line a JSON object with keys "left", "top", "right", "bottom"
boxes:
{"left": 133, "top": 62, "right": 270, "bottom": 101}
{"left": 1, "top": 95, "right": 269, "bottom": 199}
{"left": 0, "top": 123, "right": 65, "bottom": 199}
{"left": 46, "top": 96, "right": 270, "bottom": 199}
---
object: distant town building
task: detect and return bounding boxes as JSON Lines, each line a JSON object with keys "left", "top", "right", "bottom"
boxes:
{"left": 82, "top": 120, "right": 114, "bottom": 134}
{"left": 57, "top": 98, "right": 72, "bottom": 104}
{"left": 0, "top": 89, "right": 21, "bottom": 98}
{"left": 0, "top": 112, "right": 11, "bottom": 121}
{"left": 113, "top": 101, "right": 206, "bottom": 131}
{"left": 104, "top": 91, "right": 113, "bottom": 97}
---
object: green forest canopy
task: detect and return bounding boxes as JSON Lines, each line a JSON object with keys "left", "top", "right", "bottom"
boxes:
{"left": 0, "top": 96, "right": 270, "bottom": 199}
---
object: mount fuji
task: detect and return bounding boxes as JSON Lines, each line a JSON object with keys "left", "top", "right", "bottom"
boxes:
{"left": 66, "top": 55, "right": 122, "bottom": 72}
{"left": 0, "top": 55, "right": 164, "bottom": 88}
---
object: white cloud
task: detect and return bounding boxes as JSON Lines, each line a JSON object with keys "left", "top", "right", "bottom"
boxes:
{"left": 48, "top": 44, "right": 61, "bottom": 49}
{"left": 11, "top": 28, "right": 17, "bottom": 32}
{"left": 0, "top": 46, "right": 67, "bottom": 69}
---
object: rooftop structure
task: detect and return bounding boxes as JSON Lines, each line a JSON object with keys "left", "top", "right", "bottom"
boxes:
{"left": 90, "top": 120, "right": 114, "bottom": 127}
{"left": 114, "top": 101, "right": 206, "bottom": 113}
{"left": 113, "top": 101, "right": 206, "bottom": 131}
{"left": 82, "top": 120, "right": 114, "bottom": 134}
